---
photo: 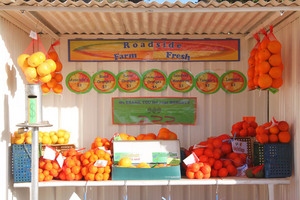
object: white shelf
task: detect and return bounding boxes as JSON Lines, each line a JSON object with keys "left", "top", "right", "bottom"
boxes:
{"left": 14, "top": 177, "right": 291, "bottom": 188}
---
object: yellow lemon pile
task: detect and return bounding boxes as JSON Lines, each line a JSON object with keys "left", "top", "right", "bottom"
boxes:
{"left": 11, "top": 129, "right": 70, "bottom": 145}
{"left": 17, "top": 52, "right": 56, "bottom": 85}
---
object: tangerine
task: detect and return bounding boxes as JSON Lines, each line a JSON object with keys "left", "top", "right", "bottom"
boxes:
{"left": 41, "top": 83, "right": 50, "bottom": 93}
{"left": 278, "top": 132, "right": 291, "bottom": 143}
{"left": 269, "top": 134, "right": 279, "bottom": 143}
{"left": 221, "top": 143, "right": 232, "bottom": 154}
{"left": 143, "top": 133, "right": 156, "bottom": 140}
{"left": 258, "top": 61, "right": 271, "bottom": 74}
{"left": 95, "top": 173, "right": 104, "bottom": 181}
{"left": 54, "top": 73, "right": 63, "bottom": 83}
{"left": 200, "top": 163, "right": 211, "bottom": 174}
{"left": 269, "top": 67, "right": 282, "bottom": 79}
{"left": 53, "top": 83, "right": 63, "bottom": 94}
{"left": 256, "top": 133, "right": 269, "bottom": 144}
{"left": 47, "top": 78, "right": 57, "bottom": 88}
{"left": 258, "top": 49, "right": 271, "bottom": 61}
{"left": 136, "top": 134, "right": 145, "bottom": 140}
{"left": 186, "top": 169, "right": 195, "bottom": 179}
{"left": 103, "top": 173, "right": 110, "bottom": 181}
{"left": 188, "top": 163, "right": 200, "bottom": 173}
{"left": 271, "top": 78, "right": 283, "bottom": 89}
{"left": 218, "top": 168, "right": 228, "bottom": 177}
{"left": 213, "top": 160, "right": 223, "bottom": 170}
{"left": 195, "top": 171, "right": 204, "bottom": 179}
{"left": 55, "top": 61, "right": 63, "bottom": 72}
{"left": 267, "top": 40, "right": 281, "bottom": 54}
{"left": 48, "top": 51, "right": 58, "bottom": 62}
{"left": 227, "top": 164, "right": 238, "bottom": 176}
{"left": 39, "top": 173, "right": 45, "bottom": 182}
{"left": 269, "top": 125, "right": 280, "bottom": 135}
{"left": 278, "top": 121, "right": 289, "bottom": 131}
{"left": 269, "top": 54, "right": 282, "bottom": 67}
{"left": 258, "top": 74, "right": 273, "bottom": 89}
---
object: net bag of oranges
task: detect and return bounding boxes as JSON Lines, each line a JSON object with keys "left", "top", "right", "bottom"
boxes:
{"left": 41, "top": 41, "right": 64, "bottom": 94}
{"left": 247, "top": 26, "right": 283, "bottom": 94}
{"left": 17, "top": 33, "right": 57, "bottom": 86}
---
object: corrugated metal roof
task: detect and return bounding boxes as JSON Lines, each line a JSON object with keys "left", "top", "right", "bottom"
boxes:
{"left": 0, "top": 0, "right": 299, "bottom": 39}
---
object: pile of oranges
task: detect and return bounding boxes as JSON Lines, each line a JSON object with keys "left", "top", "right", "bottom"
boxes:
{"left": 115, "top": 128, "right": 178, "bottom": 141}
{"left": 39, "top": 157, "right": 61, "bottom": 182}
{"left": 256, "top": 120, "right": 291, "bottom": 144}
{"left": 247, "top": 33, "right": 283, "bottom": 91}
{"left": 185, "top": 134, "right": 248, "bottom": 179}
{"left": 231, "top": 119, "right": 258, "bottom": 137}
{"left": 41, "top": 51, "right": 63, "bottom": 94}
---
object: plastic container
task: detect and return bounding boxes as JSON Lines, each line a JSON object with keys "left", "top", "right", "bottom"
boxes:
{"left": 253, "top": 142, "right": 292, "bottom": 178}
{"left": 12, "top": 144, "right": 32, "bottom": 183}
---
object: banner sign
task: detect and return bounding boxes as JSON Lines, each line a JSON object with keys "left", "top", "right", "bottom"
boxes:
{"left": 112, "top": 97, "right": 197, "bottom": 125}
{"left": 69, "top": 39, "right": 240, "bottom": 62}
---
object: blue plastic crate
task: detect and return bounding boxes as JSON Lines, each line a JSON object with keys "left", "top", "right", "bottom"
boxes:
{"left": 253, "top": 142, "right": 292, "bottom": 178}
{"left": 12, "top": 144, "right": 32, "bottom": 183}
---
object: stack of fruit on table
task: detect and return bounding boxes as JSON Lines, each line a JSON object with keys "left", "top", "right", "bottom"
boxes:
{"left": 11, "top": 129, "right": 71, "bottom": 145}
{"left": 38, "top": 137, "right": 112, "bottom": 182}
{"left": 184, "top": 134, "right": 249, "bottom": 179}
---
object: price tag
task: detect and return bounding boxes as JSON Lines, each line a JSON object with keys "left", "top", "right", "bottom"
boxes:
{"left": 43, "top": 146, "right": 56, "bottom": 160}
{"left": 232, "top": 140, "right": 248, "bottom": 154}
{"left": 94, "top": 160, "right": 108, "bottom": 167}
{"left": 56, "top": 153, "right": 64, "bottom": 168}
{"left": 29, "top": 31, "right": 37, "bottom": 40}
{"left": 183, "top": 152, "right": 199, "bottom": 166}
{"left": 98, "top": 146, "right": 112, "bottom": 155}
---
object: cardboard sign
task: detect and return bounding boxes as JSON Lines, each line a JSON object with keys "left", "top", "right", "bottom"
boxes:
{"left": 232, "top": 140, "right": 248, "bottom": 154}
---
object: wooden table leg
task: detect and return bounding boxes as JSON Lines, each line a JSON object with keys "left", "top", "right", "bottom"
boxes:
{"left": 268, "top": 184, "right": 275, "bottom": 200}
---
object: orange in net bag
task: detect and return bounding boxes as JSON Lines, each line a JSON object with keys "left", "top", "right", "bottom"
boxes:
{"left": 17, "top": 33, "right": 56, "bottom": 85}
{"left": 41, "top": 40, "right": 64, "bottom": 94}
{"left": 247, "top": 33, "right": 260, "bottom": 90}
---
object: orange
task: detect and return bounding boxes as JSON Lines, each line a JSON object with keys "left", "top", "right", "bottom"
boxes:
{"left": 227, "top": 164, "right": 238, "bottom": 176}
{"left": 95, "top": 149, "right": 105, "bottom": 158}
{"left": 83, "top": 151, "right": 91, "bottom": 159}
{"left": 48, "top": 51, "right": 58, "bottom": 62}
{"left": 221, "top": 143, "right": 232, "bottom": 154}
{"left": 41, "top": 83, "right": 51, "bottom": 94}
{"left": 136, "top": 134, "right": 145, "bottom": 140}
{"left": 186, "top": 169, "right": 195, "bottom": 179}
{"left": 39, "top": 173, "right": 45, "bottom": 182}
{"left": 119, "top": 133, "right": 128, "bottom": 140}
{"left": 250, "top": 49, "right": 257, "bottom": 57}
{"left": 103, "top": 173, "right": 110, "bottom": 181}
{"left": 211, "top": 169, "right": 218, "bottom": 177}
{"left": 45, "top": 59, "right": 57, "bottom": 72}
{"left": 127, "top": 136, "right": 136, "bottom": 140}
{"left": 193, "top": 148, "right": 204, "bottom": 157}
{"left": 278, "top": 132, "right": 291, "bottom": 143}
{"left": 75, "top": 174, "right": 83, "bottom": 181}
{"left": 258, "top": 49, "right": 271, "bottom": 61}
{"left": 213, "top": 151, "right": 221, "bottom": 160}
{"left": 37, "top": 62, "right": 51, "bottom": 77}
{"left": 72, "top": 166, "right": 81, "bottom": 174}
{"left": 50, "top": 169, "right": 58, "bottom": 177}
{"left": 89, "top": 165, "right": 98, "bottom": 174}
{"left": 104, "top": 153, "right": 111, "bottom": 161}
{"left": 260, "top": 39, "right": 270, "bottom": 50}
{"left": 269, "top": 67, "right": 282, "bottom": 79}
{"left": 66, "top": 173, "right": 75, "bottom": 181}
{"left": 203, "top": 173, "right": 211, "bottom": 179}
{"left": 258, "top": 74, "right": 272, "bottom": 89}
{"left": 194, "top": 171, "right": 204, "bottom": 179}
{"left": 188, "top": 163, "right": 200, "bottom": 173}
{"left": 95, "top": 173, "right": 104, "bottom": 181}
{"left": 39, "top": 160, "right": 46, "bottom": 169}
{"left": 44, "top": 175, "right": 53, "bottom": 182}
{"left": 257, "top": 61, "right": 271, "bottom": 74}
{"left": 55, "top": 61, "right": 63, "bottom": 72}
{"left": 89, "top": 154, "right": 98, "bottom": 163}
{"left": 168, "top": 132, "right": 177, "bottom": 140}
{"left": 104, "top": 166, "right": 111, "bottom": 173}
{"left": 94, "top": 141, "right": 103, "bottom": 148}
{"left": 156, "top": 131, "right": 170, "bottom": 140}
{"left": 267, "top": 40, "right": 281, "bottom": 54}
{"left": 44, "top": 162, "right": 53, "bottom": 171}
{"left": 271, "top": 78, "right": 283, "bottom": 89}
{"left": 54, "top": 73, "right": 63, "bottom": 82}
{"left": 247, "top": 68, "right": 255, "bottom": 78}
{"left": 47, "top": 78, "right": 57, "bottom": 88}
{"left": 256, "top": 125, "right": 265, "bottom": 135}
{"left": 232, "top": 157, "right": 243, "bottom": 167}
{"left": 248, "top": 57, "right": 255, "bottom": 68}
{"left": 58, "top": 172, "right": 66, "bottom": 180}
{"left": 213, "top": 160, "right": 223, "bottom": 170}
{"left": 269, "top": 54, "right": 282, "bottom": 67}
{"left": 212, "top": 138, "right": 222, "bottom": 148}
{"left": 208, "top": 158, "right": 215, "bottom": 167}
{"left": 200, "top": 163, "right": 211, "bottom": 175}
{"left": 28, "top": 52, "right": 46, "bottom": 67}
{"left": 43, "top": 170, "right": 50, "bottom": 177}
{"left": 223, "top": 160, "right": 232, "bottom": 167}
{"left": 118, "top": 157, "right": 131, "bottom": 167}
{"left": 53, "top": 83, "right": 63, "bottom": 94}
{"left": 52, "top": 162, "right": 60, "bottom": 170}
{"left": 143, "top": 133, "right": 156, "bottom": 140}
{"left": 204, "top": 149, "right": 213, "bottom": 158}
{"left": 218, "top": 168, "right": 228, "bottom": 177}
{"left": 278, "top": 121, "right": 289, "bottom": 131}
{"left": 256, "top": 133, "right": 269, "bottom": 144}
{"left": 227, "top": 152, "right": 238, "bottom": 160}
{"left": 81, "top": 167, "right": 88, "bottom": 176}
{"left": 198, "top": 155, "right": 208, "bottom": 163}
{"left": 269, "top": 134, "right": 279, "bottom": 143}
{"left": 97, "top": 167, "right": 105, "bottom": 174}
{"left": 269, "top": 125, "right": 279, "bottom": 135}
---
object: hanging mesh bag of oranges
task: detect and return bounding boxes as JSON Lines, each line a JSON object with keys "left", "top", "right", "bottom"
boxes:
{"left": 17, "top": 32, "right": 56, "bottom": 85}
{"left": 41, "top": 40, "right": 64, "bottom": 94}
{"left": 247, "top": 33, "right": 260, "bottom": 90}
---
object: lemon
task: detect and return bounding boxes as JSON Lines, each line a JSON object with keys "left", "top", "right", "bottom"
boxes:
{"left": 50, "top": 135, "right": 58, "bottom": 144}
{"left": 49, "top": 131, "right": 56, "bottom": 136}
{"left": 56, "top": 129, "right": 65, "bottom": 138}
{"left": 64, "top": 138, "right": 69, "bottom": 144}
{"left": 17, "top": 54, "right": 30, "bottom": 69}
{"left": 25, "top": 136, "right": 32, "bottom": 144}
{"left": 37, "top": 62, "right": 51, "bottom": 77}
{"left": 57, "top": 137, "right": 65, "bottom": 144}
{"left": 15, "top": 137, "right": 25, "bottom": 144}
{"left": 42, "top": 135, "right": 51, "bottom": 144}
{"left": 24, "top": 67, "right": 37, "bottom": 79}
{"left": 63, "top": 132, "right": 70, "bottom": 140}
{"left": 137, "top": 162, "right": 150, "bottom": 168}
{"left": 118, "top": 157, "right": 132, "bottom": 167}
{"left": 45, "top": 59, "right": 57, "bottom": 72}
{"left": 28, "top": 52, "right": 45, "bottom": 67}
{"left": 43, "top": 132, "right": 50, "bottom": 137}
{"left": 39, "top": 74, "right": 52, "bottom": 83}
{"left": 26, "top": 131, "right": 32, "bottom": 137}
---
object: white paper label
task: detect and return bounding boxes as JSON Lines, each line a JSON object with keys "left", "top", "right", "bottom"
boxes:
{"left": 43, "top": 146, "right": 56, "bottom": 160}
{"left": 98, "top": 147, "right": 112, "bottom": 155}
{"left": 94, "top": 160, "right": 108, "bottom": 167}
{"left": 56, "top": 153, "right": 64, "bottom": 168}
{"left": 29, "top": 31, "right": 37, "bottom": 40}
{"left": 232, "top": 140, "right": 248, "bottom": 154}
{"left": 183, "top": 152, "right": 199, "bottom": 166}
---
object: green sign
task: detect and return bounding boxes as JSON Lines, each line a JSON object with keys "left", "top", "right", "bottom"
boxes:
{"left": 112, "top": 97, "right": 196, "bottom": 125}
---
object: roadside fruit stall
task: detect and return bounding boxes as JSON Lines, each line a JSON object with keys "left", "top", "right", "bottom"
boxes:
{"left": 1, "top": 0, "right": 300, "bottom": 200}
